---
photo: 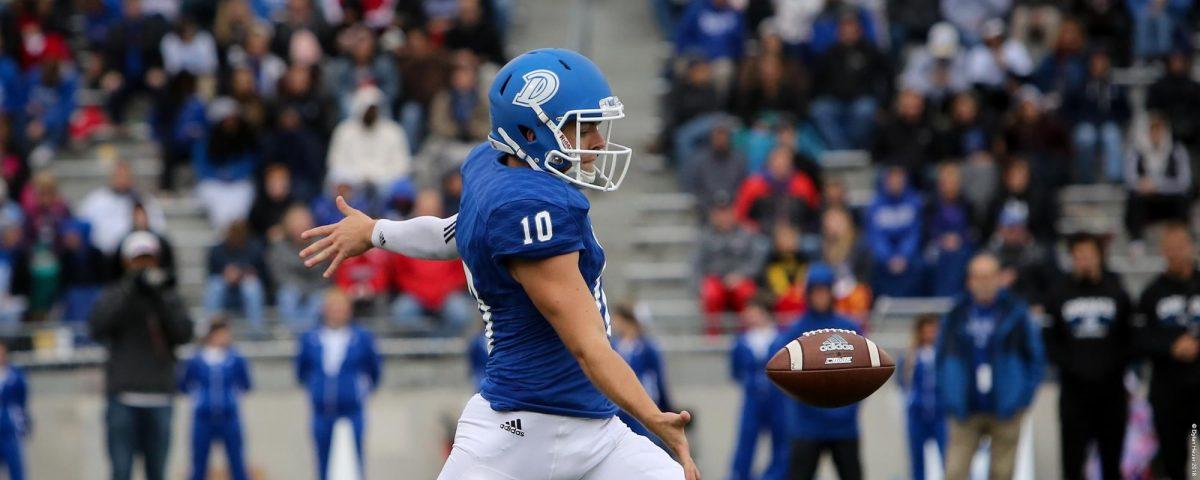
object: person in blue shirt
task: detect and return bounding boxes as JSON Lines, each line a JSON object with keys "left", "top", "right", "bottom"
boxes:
{"left": 301, "top": 49, "right": 699, "bottom": 478}
{"left": 611, "top": 304, "right": 672, "bottom": 445}
{"left": 772, "top": 264, "right": 864, "bottom": 480}
{"left": 937, "top": 253, "right": 1044, "bottom": 480}
{"left": 866, "top": 165, "right": 924, "bottom": 298}
{"left": 673, "top": 0, "right": 746, "bottom": 63}
{"left": 728, "top": 295, "right": 788, "bottom": 480}
{"left": 179, "top": 319, "right": 252, "bottom": 480}
{"left": 295, "top": 289, "right": 381, "bottom": 480}
{"left": 0, "top": 343, "right": 28, "bottom": 480}
{"left": 898, "top": 314, "right": 945, "bottom": 480}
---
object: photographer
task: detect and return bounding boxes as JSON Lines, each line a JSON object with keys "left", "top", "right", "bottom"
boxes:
{"left": 88, "top": 231, "right": 194, "bottom": 480}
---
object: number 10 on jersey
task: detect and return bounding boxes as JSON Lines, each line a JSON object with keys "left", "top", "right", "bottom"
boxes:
{"left": 521, "top": 211, "right": 554, "bottom": 244}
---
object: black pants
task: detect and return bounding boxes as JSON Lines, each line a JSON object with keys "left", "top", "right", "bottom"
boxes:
{"left": 1059, "top": 382, "right": 1128, "bottom": 480}
{"left": 1150, "top": 384, "right": 1200, "bottom": 480}
{"left": 1124, "top": 193, "right": 1190, "bottom": 240}
{"left": 788, "top": 438, "right": 862, "bottom": 480}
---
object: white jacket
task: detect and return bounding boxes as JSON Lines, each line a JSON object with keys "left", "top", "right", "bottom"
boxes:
{"left": 327, "top": 86, "right": 412, "bottom": 190}
{"left": 78, "top": 187, "right": 167, "bottom": 255}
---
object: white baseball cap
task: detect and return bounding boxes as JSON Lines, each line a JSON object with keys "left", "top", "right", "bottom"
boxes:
{"left": 121, "top": 231, "right": 161, "bottom": 260}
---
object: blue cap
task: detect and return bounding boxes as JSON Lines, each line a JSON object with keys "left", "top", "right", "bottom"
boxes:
{"left": 806, "top": 263, "right": 836, "bottom": 290}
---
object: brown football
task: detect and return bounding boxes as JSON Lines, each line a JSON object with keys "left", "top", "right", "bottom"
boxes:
{"left": 766, "top": 328, "right": 895, "bottom": 408}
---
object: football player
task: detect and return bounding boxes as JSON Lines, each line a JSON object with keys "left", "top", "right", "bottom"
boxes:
{"left": 300, "top": 49, "right": 700, "bottom": 479}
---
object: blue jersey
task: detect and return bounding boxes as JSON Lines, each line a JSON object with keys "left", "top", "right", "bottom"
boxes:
{"left": 456, "top": 143, "right": 616, "bottom": 419}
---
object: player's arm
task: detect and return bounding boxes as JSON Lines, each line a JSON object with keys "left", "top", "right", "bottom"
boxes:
{"left": 300, "top": 196, "right": 460, "bottom": 277}
{"left": 509, "top": 253, "right": 701, "bottom": 480}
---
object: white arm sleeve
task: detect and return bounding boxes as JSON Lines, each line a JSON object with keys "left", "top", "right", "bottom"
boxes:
{"left": 370, "top": 214, "right": 460, "bottom": 260}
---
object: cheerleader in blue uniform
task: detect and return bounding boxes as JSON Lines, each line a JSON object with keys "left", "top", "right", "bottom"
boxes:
{"left": 898, "top": 314, "right": 945, "bottom": 480}
{"left": 0, "top": 343, "right": 28, "bottom": 480}
{"left": 179, "top": 319, "right": 252, "bottom": 480}
{"left": 611, "top": 305, "right": 672, "bottom": 445}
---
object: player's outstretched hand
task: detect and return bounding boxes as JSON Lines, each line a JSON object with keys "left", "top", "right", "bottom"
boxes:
{"left": 648, "top": 410, "right": 701, "bottom": 480}
{"left": 299, "top": 196, "right": 376, "bottom": 278}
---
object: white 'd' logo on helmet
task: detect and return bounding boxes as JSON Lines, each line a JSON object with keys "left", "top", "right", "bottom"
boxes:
{"left": 512, "top": 70, "right": 560, "bottom": 107}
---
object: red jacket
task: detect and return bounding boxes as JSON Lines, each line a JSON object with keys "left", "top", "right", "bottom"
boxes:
{"left": 732, "top": 173, "right": 819, "bottom": 224}
{"left": 390, "top": 254, "right": 467, "bottom": 310}
{"left": 333, "top": 248, "right": 392, "bottom": 298}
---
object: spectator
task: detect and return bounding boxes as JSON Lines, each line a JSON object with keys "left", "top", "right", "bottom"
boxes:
{"left": 810, "top": 13, "right": 889, "bottom": 150}
{"left": 900, "top": 23, "right": 970, "bottom": 109}
{"left": 296, "top": 288, "right": 381, "bottom": 480}
{"left": 940, "top": 0, "right": 1013, "bottom": 43}
{"left": 1032, "top": 18, "right": 1088, "bottom": 99}
{"left": 697, "top": 201, "right": 769, "bottom": 335}
{"left": 427, "top": 62, "right": 489, "bottom": 144}
{"left": 936, "top": 253, "right": 1044, "bottom": 480}
{"left": 664, "top": 57, "right": 722, "bottom": 164}
{"left": 806, "top": 1, "right": 881, "bottom": 57}
{"left": 389, "top": 192, "right": 470, "bottom": 337}
{"left": 1062, "top": 48, "right": 1130, "bottom": 184}
{"left": 228, "top": 66, "right": 269, "bottom": 131}
{"left": 327, "top": 86, "right": 413, "bottom": 193}
{"left": 673, "top": 0, "right": 745, "bottom": 100}
{"left": 248, "top": 163, "right": 296, "bottom": 240}
{"left": 1146, "top": 48, "right": 1200, "bottom": 148}
{"left": 194, "top": 98, "right": 260, "bottom": 232}
{"left": 733, "top": 145, "right": 820, "bottom": 233}
{"left": 819, "top": 207, "right": 873, "bottom": 322}
{"left": 21, "top": 170, "right": 70, "bottom": 245}
{"left": 269, "top": 0, "right": 330, "bottom": 62}
{"left": 1134, "top": 223, "right": 1200, "bottom": 480}
{"left": 732, "top": 54, "right": 806, "bottom": 122}
{"left": 262, "top": 106, "right": 325, "bottom": 202}
{"left": 151, "top": 72, "right": 207, "bottom": 191}
{"left": 762, "top": 223, "right": 810, "bottom": 315}
{"left": 820, "top": 178, "right": 862, "bottom": 227}
{"left": 394, "top": 28, "right": 452, "bottom": 144}
{"left": 1073, "top": 0, "right": 1134, "bottom": 64}
{"left": 1044, "top": 233, "right": 1133, "bottom": 480}
{"left": 687, "top": 121, "right": 747, "bottom": 213}
{"left": 728, "top": 295, "right": 787, "bottom": 480}
{"left": 773, "top": 264, "right": 864, "bottom": 480}
{"left": 866, "top": 166, "right": 923, "bottom": 297}
{"left": 0, "top": 221, "right": 28, "bottom": 327}
{"left": 924, "top": 162, "right": 975, "bottom": 297}
{"left": 109, "top": 203, "right": 178, "bottom": 286}
{"left": 179, "top": 319, "right": 252, "bottom": 480}
{"left": 57, "top": 220, "right": 107, "bottom": 324}
{"left": 0, "top": 342, "right": 26, "bottom": 480}
{"left": 886, "top": 0, "right": 942, "bottom": 54}
{"left": 275, "top": 64, "right": 334, "bottom": 137}
{"left": 231, "top": 22, "right": 287, "bottom": 99}
{"left": 935, "top": 92, "right": 997, "bottom": 166}
{"left": 89, "top": 231, "right": 194, "bottom": 480}
{"left": 898, "top": 314, "right": 945, "bottom": 480}
{"left": 203, "top": 221, "right": 268, "bottom": 331}
{"left": 611, "top": 304, "right": 672, "bottom": 444}
{"left": 984, "top": 157, "right": 1056, "bottom": 245}
{"left": 20, "top": 52, "right": 78, "bottom": 152}
{"left": 444, "top": 0, "right": 506, "bottom": 66}
{"left": 987, "top": 202, "right": 1055, "bottom": 309}
{"left": 331, "top": 246, "right": 392, "bottom": 314}
{"left": 267, "top": 204, "right": 326, "bottom": 333}
{"left": 101, "top": 0, "right": 169, "bottom": 126}
{"left": 872, "top": 89, "right": 938, "bottom": 180}
{"left": 324, "top": 25, "right": 399, "bottom": 116}
{"left": 1129, "top": 0, "right": 1188, "bottom": 60}
{"left": 1001, "top": 85, "right": 1071, "bottom": 188}
{"left": 159, "top": 15, "right": 217, "bottom": 78}
{"left": 965, "top": 19, "right": 1034, "bottom": 93}
{"left": 213, "top": 0, "right": 257, "bottom": 50}
{"left": 78, "top": 160, "right": 167, "bottom": 256}
{"left": 1123, "top": 113, "right": 1192, "bottom": 245}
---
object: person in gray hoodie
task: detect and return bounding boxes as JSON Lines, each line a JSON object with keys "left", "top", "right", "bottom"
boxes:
{"left": 696, "top": 200, "right": 769, "bottom": 335}
{"left": 1123, "top": 112, "right": 1192, "bottom": 243}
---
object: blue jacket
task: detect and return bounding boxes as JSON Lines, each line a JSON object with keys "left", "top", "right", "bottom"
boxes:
{"left": 0, "top": 367, "right": 28, "bottom": 438}
{"left": 866, "top": 177, "right": 923, "bottom": 264}
{"left": 773, "top": 311, "right": 862, "bottom": 440}
{"left": 615, "top": 336, "right": 671, "bottom": 411}
{"left": 179, "top": 349, "right": 252, "bottom": 420}
{"left": 935, "top": 291, "right": 1045, "bottom": 420}
{"left": 296, "top": 326, "right": 382, "bottom": 416}
{"left": 673, "top": 0, "right": 745, "bottom": 60}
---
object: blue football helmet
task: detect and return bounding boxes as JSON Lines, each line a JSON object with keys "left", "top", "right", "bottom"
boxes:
{"left": 487, "top": 48, "right": 632, "bottom": 191}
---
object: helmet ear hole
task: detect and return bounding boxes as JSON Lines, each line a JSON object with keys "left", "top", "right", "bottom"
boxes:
{"left": 518, "top": 125, "right": 537, "bottom": 142}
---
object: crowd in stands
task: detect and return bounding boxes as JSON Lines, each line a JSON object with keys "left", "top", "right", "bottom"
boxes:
{"left": 0, "top": 0, "right": 507, "bottom": 335}
{"left": 679, "top": 0, "right": 1200, "bottom": 332}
